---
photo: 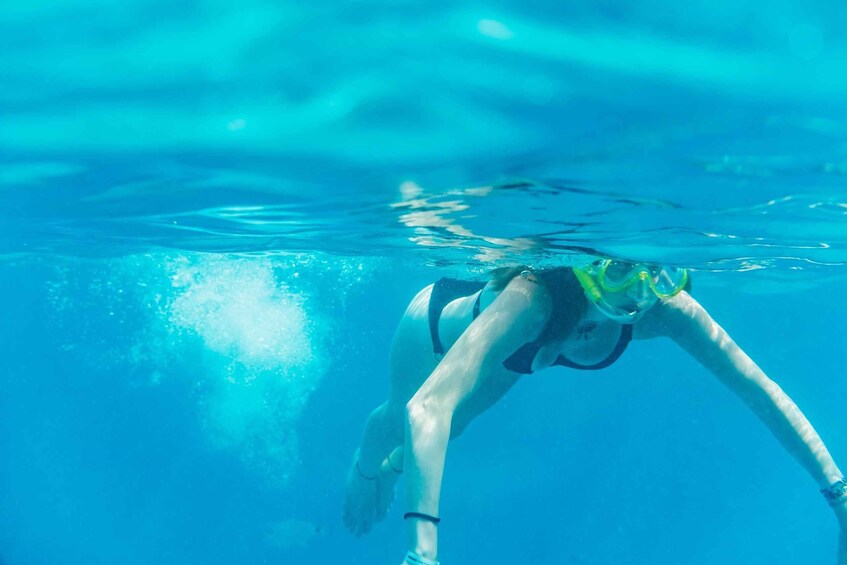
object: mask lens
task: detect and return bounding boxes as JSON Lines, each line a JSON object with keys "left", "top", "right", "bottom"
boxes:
{"left": 599, "top": 261, "right": 643, "bottom": 291}
{"left": 651, "top": 266, "right": 688, "bottom": 297}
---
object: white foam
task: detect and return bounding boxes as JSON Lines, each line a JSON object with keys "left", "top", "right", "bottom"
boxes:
{"left": 160, "top": 255, "right": 325, "bottom": 484}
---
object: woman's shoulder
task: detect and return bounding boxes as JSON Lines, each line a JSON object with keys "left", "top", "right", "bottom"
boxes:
{"left": 488, "top": 266, "right": 584, "bottom": 312}
{"left": 632, "top": 291, "right": 703, "bottom": 340}
{"left": 497, "top": 269, "right": 555, "bottom": 303}
{"left": 492, "top": 266, "right": 585, "bottom": 339}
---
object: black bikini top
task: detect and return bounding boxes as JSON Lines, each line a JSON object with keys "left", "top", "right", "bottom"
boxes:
{"left": 429, "top": 271, "right": 632, "bottom": 374}
{"left": 500, "top": 321, "right": 632, "bottom": 373}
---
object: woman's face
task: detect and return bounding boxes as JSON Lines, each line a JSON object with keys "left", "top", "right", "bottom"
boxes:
{"left": 593, "top": 276, "right": 659, "bottom": 322}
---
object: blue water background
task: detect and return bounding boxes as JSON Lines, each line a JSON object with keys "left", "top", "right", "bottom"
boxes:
{"left": 2, "top": 0, "right": 847, "bottom": 563}
{"left": 3, "top": 256, "right": 846, "bottom": 565}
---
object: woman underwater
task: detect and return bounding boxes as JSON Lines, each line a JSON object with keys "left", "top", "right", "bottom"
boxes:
{"left": 343, "top": 260, "right": 847, "bottom": 564}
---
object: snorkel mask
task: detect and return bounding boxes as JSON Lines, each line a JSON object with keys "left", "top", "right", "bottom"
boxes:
{"left": 573, "top": 260, "right": 689, "bottom": 324}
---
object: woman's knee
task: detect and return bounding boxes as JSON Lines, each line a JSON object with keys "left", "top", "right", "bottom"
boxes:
{"left": 380, "top": 401, "right": 406, "bottom": 432}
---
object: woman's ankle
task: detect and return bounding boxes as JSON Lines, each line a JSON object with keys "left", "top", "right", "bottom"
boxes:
{"left": 353, "top": 448, "right": 380, "bottom": 480}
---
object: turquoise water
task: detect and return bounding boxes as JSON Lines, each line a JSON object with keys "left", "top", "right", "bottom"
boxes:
{"left": 1, "top": 1, "right": 847, "bottom": 564}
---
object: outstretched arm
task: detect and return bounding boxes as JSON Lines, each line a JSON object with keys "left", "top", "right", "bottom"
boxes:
{"left": 403, "top": 276, "right": 550, "bottom": 563}
{"left": 659, "top": 292, "right": 847, "bottom": 560}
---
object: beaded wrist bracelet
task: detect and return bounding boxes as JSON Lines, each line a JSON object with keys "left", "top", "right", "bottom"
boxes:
{"left": 821, "top": 479, "right": 847, "bottom": 507}
{"left": 404, "top": 550, "right": 440, "bottom": 565}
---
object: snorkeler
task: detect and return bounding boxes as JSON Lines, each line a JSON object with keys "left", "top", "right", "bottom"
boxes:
{"left": 343, "top": 260, "right": 847, "bottom": 564}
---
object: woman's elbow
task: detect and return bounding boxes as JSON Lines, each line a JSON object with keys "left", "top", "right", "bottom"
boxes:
{"left": 405, "top": 395, "right": 452, "bottom": 439}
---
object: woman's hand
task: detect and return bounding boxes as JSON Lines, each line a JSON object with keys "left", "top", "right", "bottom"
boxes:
{"left": 400, "top": 550, "right": 439, "bottom": 565}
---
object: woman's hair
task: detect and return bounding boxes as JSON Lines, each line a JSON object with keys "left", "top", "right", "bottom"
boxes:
{"left": 488, "top": 265, "right": 587, "bottom": 346}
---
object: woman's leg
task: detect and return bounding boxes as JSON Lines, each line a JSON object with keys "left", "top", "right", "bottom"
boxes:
{"left": 344, "top": 285, "right": 438, "bottom": 536}
{"left": 344, "top": 282, "right": 525, "bottom": 537}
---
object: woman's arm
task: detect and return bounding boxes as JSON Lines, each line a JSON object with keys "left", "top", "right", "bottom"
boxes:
{"left": 403, "top": 276, "right": 551, "bottom": 562}
{"left": 660, "top": 292, "right": 847, "bottom": 562}
{"left": 659, "top": 291, "right": 843, "bottom": 488}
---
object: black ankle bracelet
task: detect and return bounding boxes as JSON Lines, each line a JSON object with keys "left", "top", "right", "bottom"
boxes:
{"left": 356, "top": 460, "right": 377, "bottom": 481}
{"left": 387, "top": 453, "right": 403, "bottom": 474}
